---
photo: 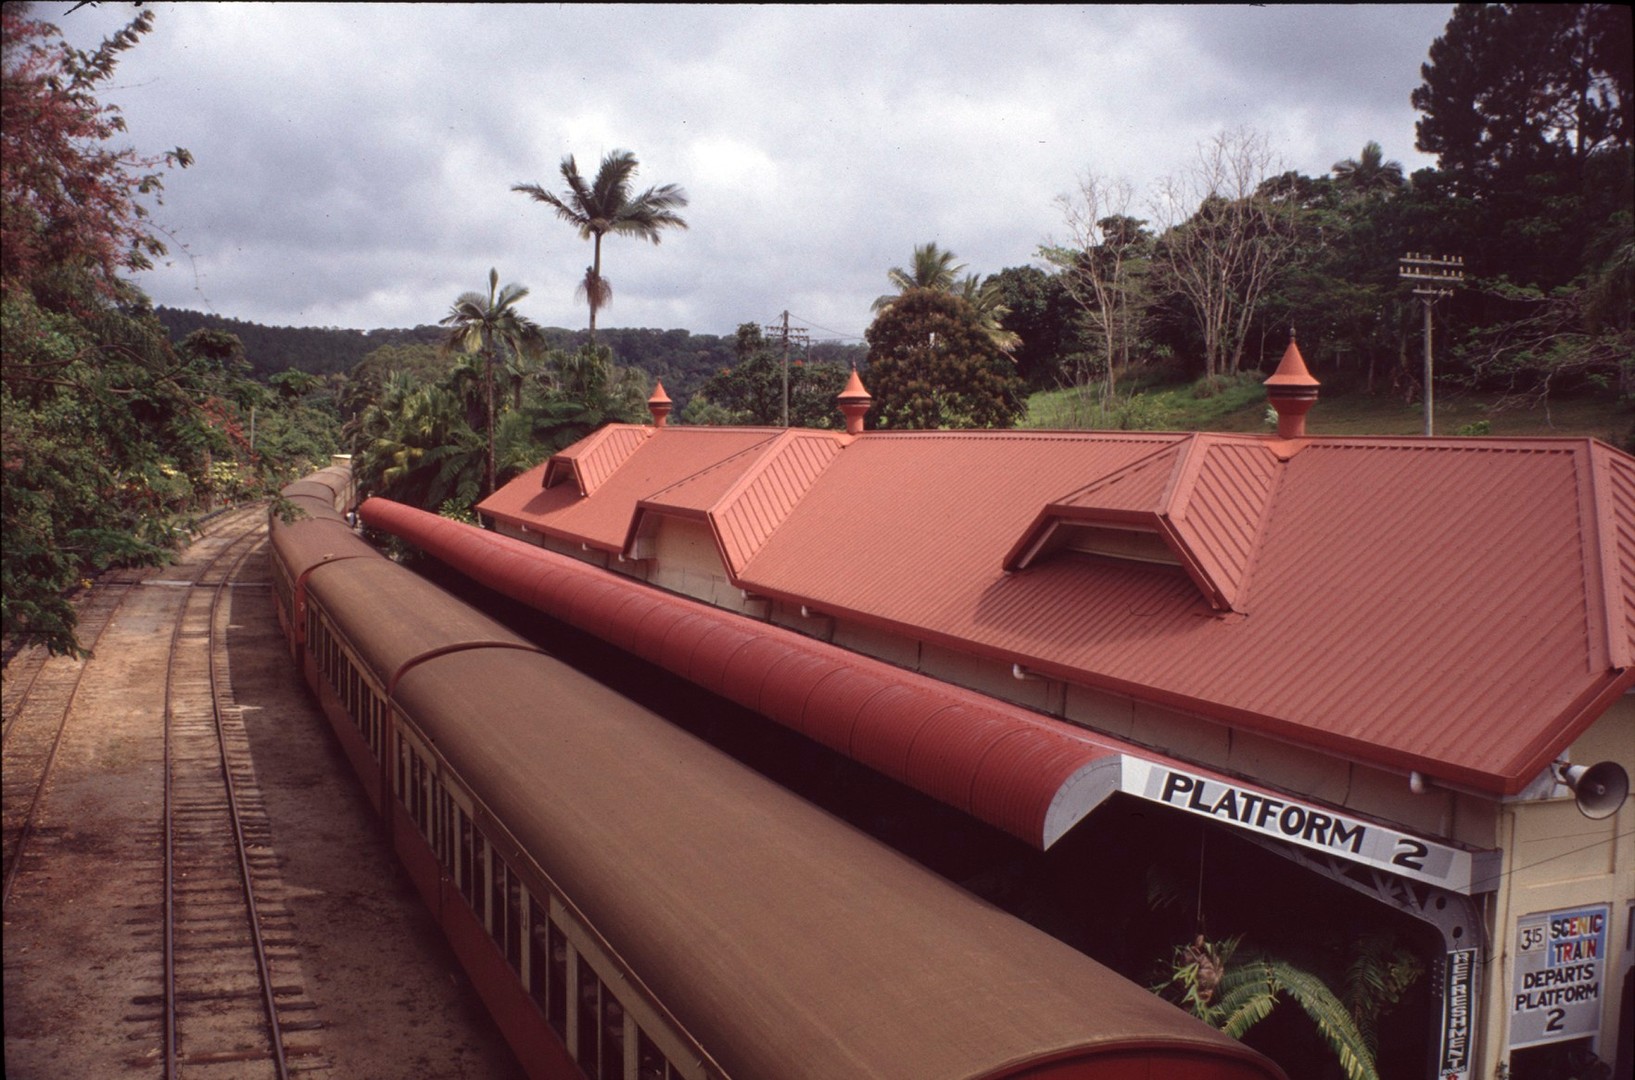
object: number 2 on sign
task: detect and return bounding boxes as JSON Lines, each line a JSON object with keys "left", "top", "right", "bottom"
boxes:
{"left": 1392, "top": 838, "right": 1429, "bottom": 871}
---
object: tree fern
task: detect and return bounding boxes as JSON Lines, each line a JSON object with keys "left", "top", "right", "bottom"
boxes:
{"left": 1158, "top": 935, "right": 1381, "bottom": 1080}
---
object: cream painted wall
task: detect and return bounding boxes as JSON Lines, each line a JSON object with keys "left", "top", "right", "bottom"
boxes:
{"left": 1477, "top": 698, "right": 1635, "bottom": 1077}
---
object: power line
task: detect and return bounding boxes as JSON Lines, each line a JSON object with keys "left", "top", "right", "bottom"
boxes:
{"left": 787, "top": 314, "right": 867, "bottom": 343}
{"left": 764, "top": 311, "right": 809, "bottom": 428}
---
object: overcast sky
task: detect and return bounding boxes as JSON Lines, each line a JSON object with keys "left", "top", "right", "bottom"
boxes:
{"left": 55, "top": 3, "right": 1456, "bottom": 343}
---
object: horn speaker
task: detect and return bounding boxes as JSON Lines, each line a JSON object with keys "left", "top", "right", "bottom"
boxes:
{"left": 1561, "top": 762, "right": 1630, "bottom": 820}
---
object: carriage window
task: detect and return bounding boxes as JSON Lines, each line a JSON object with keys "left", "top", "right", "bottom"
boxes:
{"left": 599, "top": 989, "right": 624, "bottom": 1080}
{"left": 528, "top": 899, "right": 550, "bottom": 1013}
{"left": 459, "top": 811, "right": 476, "bottom": 907}
{"left": 489, "top": 847, "right": 506, "bottom": 945}
{"left": 637, "top": 1029, "right": 677, "bottom": 1080}
{"left": 505, "top": 868, "right": 524, "bottom": 973}
{"left": 547, "top": 919, "right": 567, "bottom": 1037}
{"left": 576, "top": 956, "right": 602, "bottom": 1077}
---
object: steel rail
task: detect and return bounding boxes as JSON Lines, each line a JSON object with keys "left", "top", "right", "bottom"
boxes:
{"left": 0, "top": 579, "right": 123, "bottom": 903}
{"left": 162, "top": 509, "right": 290, "bottom": 1080}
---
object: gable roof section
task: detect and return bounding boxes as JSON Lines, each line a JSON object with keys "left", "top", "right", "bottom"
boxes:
{"left": 1005, "top": 435, "right": 1282, "bottom": 611}
{"left": 627, "top": 430, "right": 848, "bottom": 577}
{"left": 479, "top": 426, "right": 781, "bottom": 553}
{"left": 543, "top": 423, "right": 651, "bottom": 496}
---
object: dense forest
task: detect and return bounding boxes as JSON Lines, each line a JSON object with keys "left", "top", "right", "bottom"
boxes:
{"left": 153, "top": 307, "right": 867, "bottom": 403}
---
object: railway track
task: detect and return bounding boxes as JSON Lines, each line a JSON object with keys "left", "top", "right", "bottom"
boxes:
{"left": 1, "top": 509, "right": 258, "bottom": 902}
{"left": 153, "top": 508, "right": 326, "bottom": 1078}
{"left": 1, "top": 577, "right": 140, "bottom": 902}
{"left": 1, "top": 505, "right": 330, "bottom": 1077}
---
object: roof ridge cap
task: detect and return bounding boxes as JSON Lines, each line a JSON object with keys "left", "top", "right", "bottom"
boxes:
{"left": 1579, "top": 441, "right": 1631, "bottom": 669}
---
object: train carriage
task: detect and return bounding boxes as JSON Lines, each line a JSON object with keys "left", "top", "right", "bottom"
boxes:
{"left": 271, "top": 470, "right": 1287, "bottom": 1080}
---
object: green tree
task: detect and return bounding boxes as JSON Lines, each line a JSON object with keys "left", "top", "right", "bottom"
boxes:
{"left": 1413, "top": 4, "right": 1632, "bottom": 289}
{"left": 864, "top": 289, "right": 1024, "bottom": 430}
{"left": 438, "top": 269, "right": 545, "bottom": 498}
{"left": 1410, "top": 3, "right": 1632, "bottom": 405}
{"left": 512, "top": 150, "right": 689, "bottom": 348}
{"left": 340, "top": 342, "right": 448, "bottom": 426}
{"left": 693, "top": 323, "right": 850, "bottom": 427}
{"left": 0, "top": 7, "right": 282, "bottom": 655}
{"left": 986, "top": 265, "right": 1086, "bottom": 388}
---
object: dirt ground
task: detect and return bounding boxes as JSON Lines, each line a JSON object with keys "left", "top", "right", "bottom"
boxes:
{"left": 3, "top": 535, "right": 526, "bottom": 1079}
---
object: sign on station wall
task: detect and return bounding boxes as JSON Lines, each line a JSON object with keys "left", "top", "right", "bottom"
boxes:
{"left": 1121, "top": 759, "right": 1494, "bottom": 893}
{"left": 1439, "top": 947, "right": 1478, "bottom": 1080}
{"left": 1510, "top": 904, "right": 1611, "bottom": 1049}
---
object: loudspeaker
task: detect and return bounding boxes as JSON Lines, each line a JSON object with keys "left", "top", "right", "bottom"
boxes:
{"left": 1560, "top": 762, "right": 1630, "bottom": 820}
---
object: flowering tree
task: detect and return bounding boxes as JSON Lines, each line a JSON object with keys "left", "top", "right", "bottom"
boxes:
{"left": 1, "top": 5, "right": 190, "bottom": 298}
{"left": 1, "top": 6, "right": 227, "bottom": 656}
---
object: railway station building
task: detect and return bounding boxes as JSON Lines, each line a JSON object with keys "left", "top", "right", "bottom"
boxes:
{"left": 455, "top": 341, "right": 1635, "bottom": 1080}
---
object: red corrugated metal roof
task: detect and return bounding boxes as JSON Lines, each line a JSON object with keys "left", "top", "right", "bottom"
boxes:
{"left": 543, "top": 423, "right": 651, "bottom": 495}
{"left": 480, "top": 425, "right": 1635, "bottom": 796}
{"left": 627, "top": 430, "right": 848, "bottom": 575}
{"left": 1004, "top": 435, "right": 1282, "bottom": 611}
{"left": 480, "top": 426, "right": 780, "bottom": 552}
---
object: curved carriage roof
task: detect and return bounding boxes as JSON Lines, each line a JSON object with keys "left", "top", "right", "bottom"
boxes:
{"left": 304, "top": 558, "right": 539, "bottom": 687}
{"left": 394, "top": 645, "right": 1285, "bottom": 1080}
{"left": 267, "top": 515, "right": 373, "bottom": 581}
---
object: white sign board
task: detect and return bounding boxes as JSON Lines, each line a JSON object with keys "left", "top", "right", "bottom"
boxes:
{"left": 1510, "top": 904, "right": 1611, "bottom": 1049}
{"left": 1121, "top": 758, "right": 1488, "bottom": 893}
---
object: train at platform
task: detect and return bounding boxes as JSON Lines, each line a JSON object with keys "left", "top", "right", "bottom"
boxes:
{"left": 267, "top": 464, "right": 1287, "bottom": 1080}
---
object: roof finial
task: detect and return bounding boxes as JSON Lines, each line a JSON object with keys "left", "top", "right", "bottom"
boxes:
{"left": 648, "top": 379, "right": 672, "bottom": 428}
{"left": 836, "top": 365, "right": 873, "bottom": 436}
{"left": 1264, "top": 334, "right": 1319, "bottom": 440}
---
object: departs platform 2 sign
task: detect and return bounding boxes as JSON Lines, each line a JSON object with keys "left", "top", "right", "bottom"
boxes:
{"left": 1510, "top": 904, "right": 1611, "bottom": 1049}
{"left": 1121, "top": 759, "right": 1494, "bottom": 894}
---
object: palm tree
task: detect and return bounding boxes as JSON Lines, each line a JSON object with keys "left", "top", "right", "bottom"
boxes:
{"left": 439, "top": 269, "right": 545, "bottom": 498}
{"left": 872, "top": 242, "right": 966, "bottom": 311}
{"left": 1331, "top": 141, "right": 1405, "bottom": 198}
{"left": 957, "top": 273, "right": 1021, "bottom": 354}
{"left": 512, "top": 150, "right": 689, "bottom": 348}
{"left": 872, "top": 244, "right": 1019, "bottom": 353}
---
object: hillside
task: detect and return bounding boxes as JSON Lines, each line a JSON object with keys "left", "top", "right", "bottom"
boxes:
{"left": 153, "top": 308, "right": 865, "bottom": 402}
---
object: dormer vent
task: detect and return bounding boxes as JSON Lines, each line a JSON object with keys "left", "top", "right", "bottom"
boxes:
{"left": 648, "top": 380, "right": 673, "bottom": 428}
{"left": 1264, "top": 332, "right": 1319, "bottom": 439}
{"left": 837, "top": 367, "right": 873, "bottom": 435}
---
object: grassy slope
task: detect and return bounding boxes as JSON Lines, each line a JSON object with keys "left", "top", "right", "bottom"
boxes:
{"left": 1024, "top": 378, "right": 1632, "bottom": 445}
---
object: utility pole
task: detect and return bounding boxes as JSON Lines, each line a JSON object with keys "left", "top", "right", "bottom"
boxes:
{"left": 764, "top": 311, "right": 809, "bottom": 427}
{"left": 1397, "top": 253, "right": 1464, "bottom": 436}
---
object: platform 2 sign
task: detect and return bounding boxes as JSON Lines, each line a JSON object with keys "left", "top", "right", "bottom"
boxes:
{"left": 1122, "top": 759, "right": 1486, "bottom": 893}
{"left": 1510, "top": 904, "right": 1610, "bottom": 1049}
